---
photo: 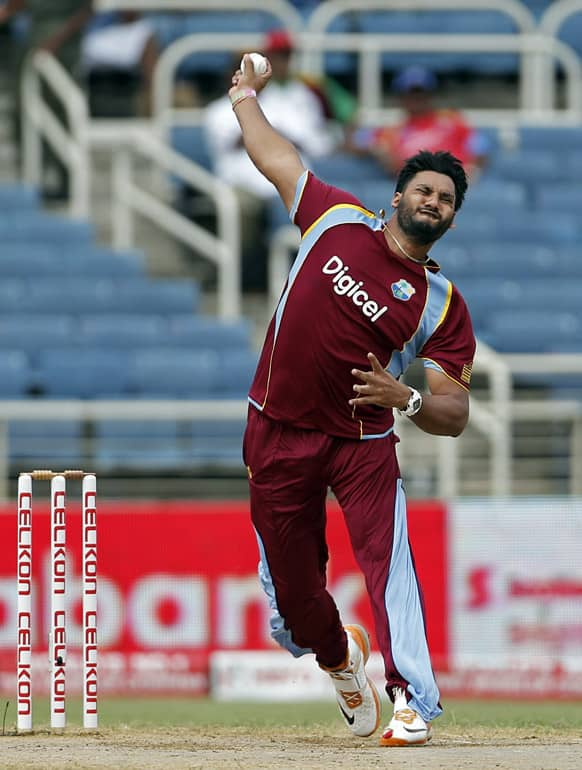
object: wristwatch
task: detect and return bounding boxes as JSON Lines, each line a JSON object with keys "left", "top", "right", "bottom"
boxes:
{"left": 398, "top": 387, "right": 423, "bottom": 417}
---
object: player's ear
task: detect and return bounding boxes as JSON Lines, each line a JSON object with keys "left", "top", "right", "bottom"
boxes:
{"left": 448, "top": 214, "right": 457, "bottom": 230}
{"left": 391, "top": 192, "right": 401, "bottom": 209}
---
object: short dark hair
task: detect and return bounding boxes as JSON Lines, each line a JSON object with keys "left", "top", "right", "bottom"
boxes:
{"left": 395, "top": 150, "right": 468, "bottom": 211}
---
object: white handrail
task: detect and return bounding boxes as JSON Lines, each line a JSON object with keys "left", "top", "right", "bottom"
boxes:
{"left": 304, "top": 0, "right": 537, "bottom": 114}
{"left": 22, "top": 51, "right": 90, "bottom": 218}
{"left": 297, "top": 33, "right": 582, "bottom": 119}
{"left": 538, "top": 0, "right": 582, "bottom": 36}
{"left": 153, "top": 32, "right": 264, "bottom": 133}
{"left": 306, "top": 0, "right": 536, "bottom": 33}
{"left": 0, "top": 399, "right": 249, "bottom": 500}
{"left": 501, "top": 353, "right": 582, "bottom": 375}
{"left": 111, "top": 128, "right": 241, "bottom": 319}
{"left": 0, "top": 379, "right": 579, "bottom": 500}
{"left": 152, "top": 32, "right": 582, "bottom": 130}
{"left": 533, "top": 0, "right": 582, "bottom": 120}
{"left": 94, "top": 0, "right": 303, "bottom": 30}
{"left": 20, "top": 50, "right": 242, "bottom": 318}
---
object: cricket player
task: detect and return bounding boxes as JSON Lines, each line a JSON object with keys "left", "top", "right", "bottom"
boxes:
{"left": 232, "top": 53, "right": 475, "bottom": 746}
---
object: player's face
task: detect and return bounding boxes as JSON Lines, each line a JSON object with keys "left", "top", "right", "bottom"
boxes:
{"left": 393, "top": 171, "right": 456, "bottom": 244}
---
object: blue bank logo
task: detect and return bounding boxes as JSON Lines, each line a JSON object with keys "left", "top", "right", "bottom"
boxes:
{"left": 391, "top": 279, "right": 416, "bottom": 301}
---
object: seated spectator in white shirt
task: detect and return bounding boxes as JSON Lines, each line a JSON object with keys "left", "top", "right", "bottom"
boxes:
{"left": 81, "top": 11, "right": 157, "bottom": 115}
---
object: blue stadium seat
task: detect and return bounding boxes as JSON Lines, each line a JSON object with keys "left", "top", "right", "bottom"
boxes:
{"left": 114, "top": 279, "right": 200, "bottom": 314}
{"left": 0, "top": 351, "right": 32, "bottom": 397}
{"left": 9, "top": 420, "right": 83, "bottom": 465}
{"left": 354, "top": 9, "right": 519, "bottom": 74}
{"left": 93, "top": 420, "right": 183, "bottom": 470}
{"left": 519, "top": 126, "right": 582, "bottom": 151}
{"left": 461, "top": 179, "right": 527, "bottom": 214}
{"left": 70, "top": 248, "right": 146, "bottom": 277}
{"left": 358, "top": 11, "right": 449, "bottom": 73}
{"left": 438, "top": 11, "right": 519, "bottom": 74}
{"left": 319, "top": 7, "right": 358, "bottom": 75}
{"left": 310, "top": 153, "right": 386, "bottom": 185}
{"left": 535, "top": 184, "right": 582, "bottom": 214}
{"left": 167, "top": 315, "right": 253, "bottom": 350}
{"left": 435, "top": 243, "right": 582, "bottom": 281}
{"left": 153, "top": 11, "right": 276, "bottom": 76}
{"left": 79, "top": 314, "right": 168, "bottom": 348}
{"left": 171, "top": 125, "right": 212, "bottom": 171}
{"left": 35, "top": 349, "right": 131, "bottom": 398}
{"left": 492, "top": 212, "right": 579, "bottom": 244}
{"left": 564, "top": 151, "right": 582, "bottom": 181}
{"left": 0, "top": 245, "right": 145, "bottom": 278}
{"left": 347, "top": 180, "right": 393, "bottom": 215}
{"left": 0, "top": 280, "right": 24, "bottom": 313}
{"left": 217, "top": 350, "right": 258, "bottom": 397}
{"left": 484, "top": 310, "right": 581, "bottom": 353}
{"left": 456, "top": 278, "right": 582, "bottom": 329}
{"left": 22, "top": 279, "right": 116, "bottom": 314}
{"left": 0, "top": 315, "right": 75, "bottom": 356}
{"left": 189, "top": 419, "right": 245, "bottom": 467}
{"left": 521, "top": 1, "right": 553, "bottom": 19}
{"left": 485, "top": 150, "right": 564, "bottom": 184}
{"left": 129, "top": 348, "right": 220, "bottom": 397}
{"left": 13, "top": 278, "right": 200, "bottom": 315}
{"left": 451, "top": 210, "right": 580, "bottom": 245}
{"left": 0, "top": 214, "right": 94, "bottom": 243}
{"left": 443, "top": 213, "right": 497, "bottom": 244}
{"left": 554, "top": 11, "right": 582, "bottom": 60}
{"left": 0, "top": 183, "right": 40, "bottom": 210}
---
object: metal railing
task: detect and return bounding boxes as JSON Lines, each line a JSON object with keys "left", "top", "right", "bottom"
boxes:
{"left": 0, "top": 358, "right": 579, "bottom": 501}
{"left": 539, "top": 0, "right": 582, "bottom": 35}
{"left": 94, "top": 0, "right": 303, "bottom": 29}
{"left": 0, "top": 399, "right": 248, "bottom": 501}
{"left": 304, "top": 0, "right": 538, "bottom": 115}
{"left": 152, "top": 31, "right": 582, "bottom": 129}
{"left": 111, "top": 128, "right": 241, "bottom": 319}
{"left": 22, "top": 51, "right": 90, "bottom": 219}
{"left": 15, "top": 0, "right": 582, "bottom": 500}
{"left": 21, "top": 51, "right": 242, "bottom": 320}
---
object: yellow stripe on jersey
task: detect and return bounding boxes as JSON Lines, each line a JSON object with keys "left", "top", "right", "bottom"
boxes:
{"left": 433, "top": 278, "right": 453, "bottom": 333}
{"left": 302, "top": 203, "right": 377, "bottom": 241}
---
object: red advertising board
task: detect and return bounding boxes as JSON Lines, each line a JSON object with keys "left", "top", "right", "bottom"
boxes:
{"left": 0, "top": 499, "right": 446, "bottom": 696}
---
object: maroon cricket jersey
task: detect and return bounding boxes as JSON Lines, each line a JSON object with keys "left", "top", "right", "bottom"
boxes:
{"left": 248, "top": 171, "right": 476, "bottom": 439}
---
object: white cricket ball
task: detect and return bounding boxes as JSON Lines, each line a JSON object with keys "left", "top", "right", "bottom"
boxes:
{"left": 240, "top": 52, "right": 268, "bottom": 75}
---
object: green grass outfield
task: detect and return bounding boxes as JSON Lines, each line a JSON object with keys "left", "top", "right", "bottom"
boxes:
{"left": 9, "top": 697, "right": 582, "bottom": 733}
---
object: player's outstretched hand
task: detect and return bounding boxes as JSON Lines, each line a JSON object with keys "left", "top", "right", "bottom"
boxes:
{"left": 349, "top": 352, "right": 411, "bottom": 410}
{"left": 230, "top": 54, "right": 272, "bottom": 99}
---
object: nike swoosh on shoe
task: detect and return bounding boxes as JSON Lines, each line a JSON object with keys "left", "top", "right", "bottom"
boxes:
{"left": 339, "top": 705, "right": 355, "bottom": 726}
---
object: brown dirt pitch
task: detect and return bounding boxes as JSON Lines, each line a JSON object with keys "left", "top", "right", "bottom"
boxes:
{"left": 1, "top": 698, "right": 581, "bottom": 770}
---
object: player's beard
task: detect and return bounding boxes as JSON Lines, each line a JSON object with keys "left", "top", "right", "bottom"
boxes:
{"left": 396, "top": 200, "right": 453, "bottom": 245}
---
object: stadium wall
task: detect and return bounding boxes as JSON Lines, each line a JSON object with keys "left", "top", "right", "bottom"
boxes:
{"left": 1, "top": 498, "right": 580, "bottom": 700}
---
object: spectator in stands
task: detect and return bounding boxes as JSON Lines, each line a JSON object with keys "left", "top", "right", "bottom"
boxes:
{"left": 203, "top": 28, "right": 337, "bottom": 291}
{"left": 81, "top": 11, "right": 158, "bottom": 117}
{"left": 1, "top": 1, "right": 93, "bottom": 198}
{"left": 350, "top": 65, "right": 488, "bottom": 179}
{"left": 8, "top": 0, "right": 93, "bottom": 70}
